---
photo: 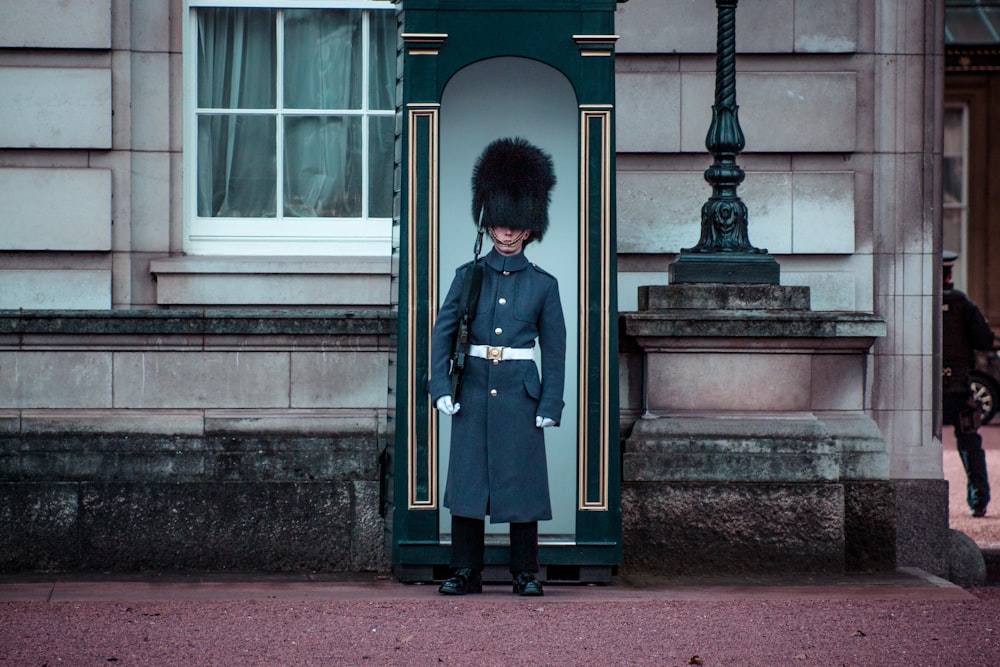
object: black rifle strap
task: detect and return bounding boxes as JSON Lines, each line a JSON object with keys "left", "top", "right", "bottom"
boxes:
{"left": 458, "top": 259, "right": 484, "bottom": 335}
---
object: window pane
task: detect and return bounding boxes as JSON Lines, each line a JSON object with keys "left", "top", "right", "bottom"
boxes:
{"left": 369, "top": 11, "right": 396, "bottom": 110}
{"left": 943, "top": 107, "right": 966, "bottom": 205}
{"left": 197, "top": 115, "right": 277, "bottom": 217}
{"left": 369, "top": 115, "right": 394, "bottom": 218}
{"left": 943, "top": 156, "right": 965, "bottom": 204}
{"left": 943, "top": 208, "right": 963, "bottom": 256}
{"left": 284, "top": 10, "right": 363, "bottom": 110}
{"left": 284, "top": 116, "right": 362, "bottom": 217}
{"left": 198, "top": 8, "right": 276, "bottom": 109}
{"left": 943, "top": 107, "right": 964, "bottom": 156}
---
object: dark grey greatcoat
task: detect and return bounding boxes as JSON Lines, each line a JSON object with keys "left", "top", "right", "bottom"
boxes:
{"left": 428, "top": 247, "right": 566, "bottom": 524}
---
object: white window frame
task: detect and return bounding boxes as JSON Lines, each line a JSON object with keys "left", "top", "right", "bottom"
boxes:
{"left": 183, "top": 0, "right": 396, "bottom": 256}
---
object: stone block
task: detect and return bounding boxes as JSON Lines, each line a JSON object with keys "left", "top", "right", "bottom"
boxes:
{"left": 615, "top": 72, "right": 680, "bottom": 153}
{"left": 20, "top": 410, "right": 204, "bottom": 436}
{"left": 622, "top": 482, "right": 845, "bottom": 574}
{"left": 638, "top": 284, "right": 810, "bottom": 311}
{"left": 616, "top": 0, "right": 794, "bottom": 54}
{"left": 782, "top": 271, "right": 856, "bottom": 311}
{"left": 291, "top": 352, "right": 389, "bottom": 409}
{"left": 112, "top": 352, "right": 290, "bottom": 409}
{"left": 0, "top": 271, "right": 111, "bottom": 310}
{"left": 0, "top": 351, "right": 113, "bottom": 409}
{"left": 625, "top": 415, "right": 839, "bottom": 482}
{"left": 680, "top": 73, "right": 857, "bottom": 153}
{"left": 130, "top": 54, "right": 171, "bottom": 152}
{"left": 843, "top": 481, "right": 895, "bottom": 572}
{"left": 616, "top": 171, "right": 704, "bottom": 254}
{"left": 0, "top": 168, "right": 112, "bottom": 251}
{"left": 794, "top": 0, "right": 858, "bottom": 52}
{"left": 2, "top": 430, "right": 379, "bottom": 484}
{"left": 150, "top": 257, "right": 393, "bottom": 307}
{"left": 352, "top": 480, "right": 388, "bottom": 571}
{"left": 0, "top": 68, "right": 111, "bottom": 149}
{"left": 894, "top": 479, "right": 949, "bottom": 578}
{"left": 0, "top": 483, "right": 80, "bottom": 571}
{"left": 811, "top": 355, "right": 866, "bottom": 411}
{"left": 820, "top": 413, "right": 890, "bottom": 479}
{"left": 617, "top": 170, "right": 856, "bottom": 256}
{"left": 130, "top": 152, "right": 171, "bottom": 252}
{"left": 205, "top": 409, "right": 382, "bottom": 436}
{"left": 0, "top": 0, "right": 111, "bottom": 49}
{"left": 130, "top": 0, "right": 171, "bottom": 53}
{"left": 0, "top": 410, "right": 19, "bottom": 434}
{"left": 77, "top": 482, "right": 357, "bottom": 571}
{"left": 646, "top": 353, "right": 811, "bottom": 412}
{"left": 791, "top": 172, "right": 855, "bottom": 253}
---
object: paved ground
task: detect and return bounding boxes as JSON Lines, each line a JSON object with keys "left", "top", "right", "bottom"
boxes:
{"left": 0, "top": 426, "right": 997, "bottom": 666}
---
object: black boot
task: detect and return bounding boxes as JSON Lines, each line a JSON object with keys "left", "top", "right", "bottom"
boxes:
{"left": 438, "top": 568, "right": 483, "bottom": 595}
{"left": 512, "top": 571, "right": 543, "bottom": 596}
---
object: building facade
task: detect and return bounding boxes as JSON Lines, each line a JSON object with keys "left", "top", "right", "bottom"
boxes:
{"left": 0, "top": 0, "right": 958, "bottom": 578}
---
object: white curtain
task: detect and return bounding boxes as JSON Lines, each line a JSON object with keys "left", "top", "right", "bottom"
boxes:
{"left": 197, "top": 8, "right": 277, "bottom": 217}
{"left": 197, "top": 8, "right": 396, "bottom": 220}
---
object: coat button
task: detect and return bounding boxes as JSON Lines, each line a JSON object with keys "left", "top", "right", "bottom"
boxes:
{"left": 502, "top": 271, "right": 511, "bottom": 276}
{"left": 494, "top": 327, "right": 503, "bottom": 335}
{"left": 498, "top": 297, "right": 507, "bottom": 305}
{"left": 490, "top": 389, "right": 498, "bottom": 397}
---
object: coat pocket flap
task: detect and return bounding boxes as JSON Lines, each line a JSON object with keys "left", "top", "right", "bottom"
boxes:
{"left": 523, "top": 375, "right": 542, "bottom": 399}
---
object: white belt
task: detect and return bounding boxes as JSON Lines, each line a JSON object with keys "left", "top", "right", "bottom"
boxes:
{"left": 467, "top": 344, "right": 535, "bottom": 361}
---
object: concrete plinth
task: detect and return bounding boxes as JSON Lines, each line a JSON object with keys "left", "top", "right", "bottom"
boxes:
{"left": 621, "top": 283, "right": 889, "bottom": 575}
{"left": 623, "top": 482, "right": 844, "bottom": 574}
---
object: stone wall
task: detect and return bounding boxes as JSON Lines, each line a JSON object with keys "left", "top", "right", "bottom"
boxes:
{"left": 0, "top": 310, "right": 394, "bottom": 573}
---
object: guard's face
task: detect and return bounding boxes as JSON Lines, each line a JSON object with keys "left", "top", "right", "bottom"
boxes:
{"left": 489, "top": 226, "right": 531, "bottom": 256}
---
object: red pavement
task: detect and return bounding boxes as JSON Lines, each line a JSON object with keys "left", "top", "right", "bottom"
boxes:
{"left": 1, "top": 427, "right": 998, "bottom": 666}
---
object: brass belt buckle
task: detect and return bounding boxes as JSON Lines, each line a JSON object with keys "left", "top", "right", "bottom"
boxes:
{"left": 488, "top": 346, "right": 503, "bottom": 360}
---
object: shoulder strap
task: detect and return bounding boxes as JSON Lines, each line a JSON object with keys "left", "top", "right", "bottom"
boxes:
{"left": 458, "top": 260, "right": 484, "bottom": 329}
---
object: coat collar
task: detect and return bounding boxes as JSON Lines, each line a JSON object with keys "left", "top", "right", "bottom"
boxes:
{"left": 484, "top": 247, "right": 530, "bottom": 273}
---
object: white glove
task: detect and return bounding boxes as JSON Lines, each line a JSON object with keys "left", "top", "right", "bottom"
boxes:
{"left": 535, "top": 416, "right": 556, "bottom": 428}
{"left": 436, "top": 395, "right": 460, "bottom": 415}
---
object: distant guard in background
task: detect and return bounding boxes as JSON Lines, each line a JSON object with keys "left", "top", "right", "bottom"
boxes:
{"left": 942, "top": 250, "right": 994, "bottom": 517}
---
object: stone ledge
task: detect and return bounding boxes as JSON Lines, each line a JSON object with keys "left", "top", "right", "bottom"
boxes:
{"left": 640, "top": 283, "right": 808, "bottom": 310}
{"left": 0, "top": 309, "right": 396, "bottom": 337}
{"left": 625, "top": 310, "right": 886, "bottom": 340}
{"left": 150, "top": 256, "right": 391, "bottom": 275}
{"left": 0, "top": 431, "right": 382, "bottom": 483}
{"left": 624, "top": 413, "right": 890, "bottom": 483}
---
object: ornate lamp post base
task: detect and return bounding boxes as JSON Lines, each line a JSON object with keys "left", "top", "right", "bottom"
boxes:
{"left": 669, "top": 251, "right": 779, "bottom": 284}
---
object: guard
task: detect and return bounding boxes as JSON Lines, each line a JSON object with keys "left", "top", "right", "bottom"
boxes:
{"left": 428, "top": 137, "right": 567, "bottom": 595}
{"left": 942, "top": 250, "right": 994, "bottom": 517}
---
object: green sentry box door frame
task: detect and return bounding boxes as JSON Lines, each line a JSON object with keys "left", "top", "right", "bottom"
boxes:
{"left": 392, "top": 0, "right": 622, "bottom": 582}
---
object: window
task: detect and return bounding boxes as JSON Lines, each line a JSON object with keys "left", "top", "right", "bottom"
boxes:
{"left": 943, "top": 103, "right": 969, "bottom": 289}
{"left": 185, "top": 1, "right": 396, "bottom": 255}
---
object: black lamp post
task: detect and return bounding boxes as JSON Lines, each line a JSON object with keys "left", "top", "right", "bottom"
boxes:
{"left": 669, "top": 0, "right": 779, "bottom": 284}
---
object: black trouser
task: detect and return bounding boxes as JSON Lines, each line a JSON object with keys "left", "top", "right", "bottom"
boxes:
{"left": 943, "top": 390, "right": 991, "bottom": 512}
{"left": 450, "top": 515, "right": 539, "bottom": 573}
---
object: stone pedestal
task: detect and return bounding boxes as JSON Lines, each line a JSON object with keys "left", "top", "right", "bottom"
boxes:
{"left": 621, "top": 284, "right": 888, "bottom": 575}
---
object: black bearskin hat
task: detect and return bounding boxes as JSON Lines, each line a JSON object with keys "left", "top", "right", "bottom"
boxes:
{"left": 471, "top": 137, "right": 556, "bottom": 243}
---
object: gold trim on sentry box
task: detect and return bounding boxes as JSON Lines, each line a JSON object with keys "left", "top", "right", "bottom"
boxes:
{"left": 407, "top": 104, "right": 440, "bottom": 509}
{"left": 578, "top": 107, "right": 612, "bottom": 512}
{"left": 402, "top": 33, "right": 448, "bottom": 56}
